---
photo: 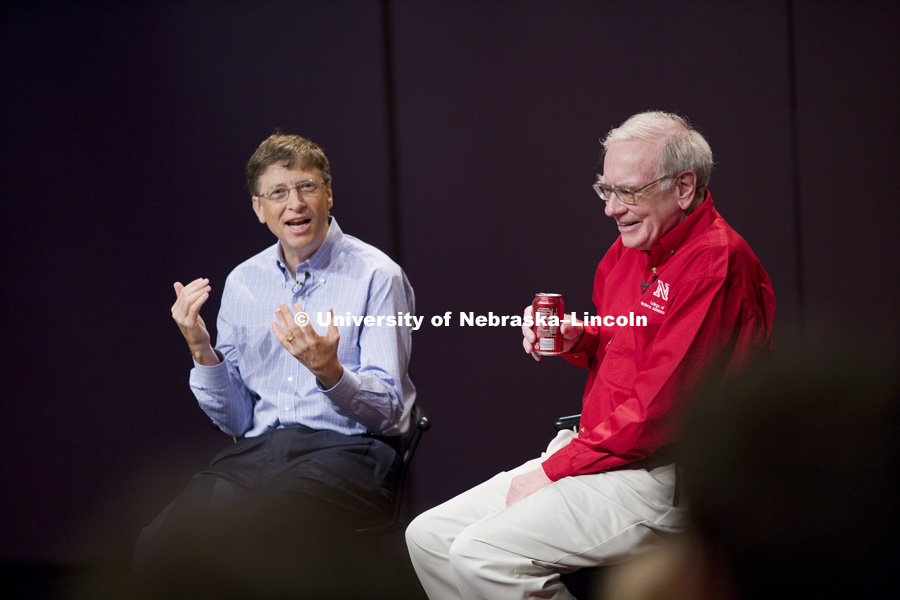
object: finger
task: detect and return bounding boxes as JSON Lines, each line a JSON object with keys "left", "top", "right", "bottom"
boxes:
{"left": 172, "top": 283, "right": 186, "bottom": 315}
{"left": 173, "top": 279, "right": 208, "bottom": 308}
{"left": 522, "top": 305, "right": 536, "bottom": 341}
{"left": 271, "top": 321, "right": 290, "bottom": 346}
{"left": 175, "top": 283, "right": 210, "bottom": 314}
{"left": 272, "top": 314, "right": 300, "bottom": 345}
{"left": 185, "top": 291, "right": 209, "bottom": 321}
{"left": 172, "top": 285, "right": 210, "bottom": 324}
{"left": 505, "top": 477, "right": 522, "bottom": 507}
{"left": 324, "top": 308, "right": 341, "bottom": 342}
{"left": 275, "top": 304, "right": 297, "bottom": 336}
{"left": 180, "top": 278, "right": 210, "bottom": 295}
{"left": 281, "top": 303, "right": 315, "bottom": 342}
{"left": 522, "top": 309, "right": 536, "bottom": 354}
{"left": 561, "top": 319, "right": 583, "bottom": 339}
{"left": 292, "top": 303, "right": 314, "bottom": 333}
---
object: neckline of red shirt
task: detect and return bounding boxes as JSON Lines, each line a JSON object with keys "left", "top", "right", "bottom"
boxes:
{"left": 644, "top": 191, "right": 717, "bottom": 269}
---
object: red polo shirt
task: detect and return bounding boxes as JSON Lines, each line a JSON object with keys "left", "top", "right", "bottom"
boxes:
{"left": 541, "top": 193, "right": 775, "bottom": 481}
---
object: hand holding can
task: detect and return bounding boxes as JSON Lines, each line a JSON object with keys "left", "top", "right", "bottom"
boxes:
{"left": 531, "top": 293, "right": 565, "bottom": 356}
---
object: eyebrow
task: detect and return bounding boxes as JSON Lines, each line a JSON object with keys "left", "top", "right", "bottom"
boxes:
{"left": 597, "top": 177, "right": 636, "bottom": 190}
{"left": 267, "top": 179, "right": 316, "bottom": 189}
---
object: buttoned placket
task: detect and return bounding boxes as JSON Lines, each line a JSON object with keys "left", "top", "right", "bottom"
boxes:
{"left": 280, "top": 263, "right": 332, "bottom": 417}
{"left": 281, "top": 260, "right": 313, "bottom": 417}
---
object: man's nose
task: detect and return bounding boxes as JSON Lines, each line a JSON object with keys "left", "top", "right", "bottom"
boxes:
{"left": 288, "top": 186, "right": 307, "bottom": 208}
{"left": 604, "top": 194, "right": 626, "bottom": 218}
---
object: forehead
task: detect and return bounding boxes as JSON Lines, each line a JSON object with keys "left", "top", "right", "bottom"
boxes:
{"left": 258, "top": 163, "right": 324, "bottom": 189}
{"left": 602, "top": 139, "right": 660, "bottom": 184}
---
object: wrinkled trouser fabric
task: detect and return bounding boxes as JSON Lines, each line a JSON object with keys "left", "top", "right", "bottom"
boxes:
{"left": 406, "top": 430, "right": 685, "bottom": 600}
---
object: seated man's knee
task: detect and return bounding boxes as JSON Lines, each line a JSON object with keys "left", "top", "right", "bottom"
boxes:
{"left": 406, "top": 509, "right": 446, "bottom": 558}
{"left": 448, "top": 527, "right": 505, "bottom": 583}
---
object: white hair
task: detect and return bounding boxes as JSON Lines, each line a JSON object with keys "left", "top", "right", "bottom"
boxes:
{"left": 601, "top": 111, "right": 714, "bottom": 199}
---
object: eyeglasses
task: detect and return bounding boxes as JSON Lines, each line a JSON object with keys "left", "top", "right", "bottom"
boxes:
{"left": 258, "top": 180, "right": 326, "bottom": 203}
{"left": 592, "top": 174, "right": 672, "bottom": 206}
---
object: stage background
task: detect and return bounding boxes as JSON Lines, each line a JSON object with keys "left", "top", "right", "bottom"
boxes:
{"left": 2, "top": 0, "right": 897, "bottom": 591}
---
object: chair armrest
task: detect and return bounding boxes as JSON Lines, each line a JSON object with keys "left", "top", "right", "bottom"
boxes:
{"left": 554, "top": 413, "right": 581, "bottom": 432}
{"left": 402, "top": 408, "right": 431, "bottom": 464}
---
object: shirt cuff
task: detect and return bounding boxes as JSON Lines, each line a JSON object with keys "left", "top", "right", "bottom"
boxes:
{"left": 541, "top": 451, "right": 572, "bottom": 482}
{"left": 562, "top": 330, "right": 597, "bottom": 369}
{"left": 318, "top": 367, "right": 361, "bottom": 407}
{"left": 189, "top": 352, "right": 230, "bottom": 389}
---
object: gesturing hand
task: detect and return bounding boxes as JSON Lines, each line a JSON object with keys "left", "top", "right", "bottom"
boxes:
{"left": 172, "top": 278, "right": 219, "bottom": 365}
{"left": 272, "top": 302, "right": 343, "bottom": 388}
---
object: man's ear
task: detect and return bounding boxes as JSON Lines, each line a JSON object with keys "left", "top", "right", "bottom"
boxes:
{"left": 674, "top": 171, "right": 697, "bottom": 211}
{"left": 251, "top": 196, "right": 266, "bottom": 224}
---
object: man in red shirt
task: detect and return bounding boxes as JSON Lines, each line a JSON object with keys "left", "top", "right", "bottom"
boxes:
{"left": 406, "top": 111, "right": 776, "bottom": 600}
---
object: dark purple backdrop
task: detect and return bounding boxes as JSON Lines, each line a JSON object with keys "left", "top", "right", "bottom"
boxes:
{"left": 2, "top": 0, "right": 898, "bottom": 582}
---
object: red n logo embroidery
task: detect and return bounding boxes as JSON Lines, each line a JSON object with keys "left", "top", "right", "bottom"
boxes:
{"left": 652, "top": 280, "right": 669, "bottom": 301}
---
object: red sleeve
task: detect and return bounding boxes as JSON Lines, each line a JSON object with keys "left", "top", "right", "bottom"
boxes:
{"left": 561, "top": 324, "right": 600, "bottom": 369}
{"left": 541, "top": 274, "right": 760, "bottom": 481}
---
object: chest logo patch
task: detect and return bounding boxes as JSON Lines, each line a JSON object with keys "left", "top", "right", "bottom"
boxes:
{"left": 640, "top": 279, "right": 669, "bottom": 316}
{"left": 652, "top": 279, "right": 670, "bottom": 301}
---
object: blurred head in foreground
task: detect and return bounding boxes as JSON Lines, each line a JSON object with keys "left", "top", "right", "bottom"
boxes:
{"left": 675, "top": 332, "right": 899, "bottom": 598}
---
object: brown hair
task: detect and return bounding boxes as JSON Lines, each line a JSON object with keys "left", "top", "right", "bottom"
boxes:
{"left": 245, "top": 132, "right": 332, "bottom": 196}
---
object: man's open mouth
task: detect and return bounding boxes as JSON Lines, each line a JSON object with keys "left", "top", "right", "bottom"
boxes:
{"left": 286, "top": 218, "right": 311, "bottom": 231}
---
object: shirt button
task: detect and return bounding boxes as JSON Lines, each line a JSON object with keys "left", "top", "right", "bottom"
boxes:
{"left": 580, "top": 426, "right": 585, "bottom": 432}
{"left": 287, "top": 377, "right": 293, "bottom": 382}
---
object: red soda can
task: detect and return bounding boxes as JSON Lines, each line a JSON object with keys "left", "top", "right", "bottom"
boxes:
{"left": 532, "top": 293, "right": 565, "bottom": 355}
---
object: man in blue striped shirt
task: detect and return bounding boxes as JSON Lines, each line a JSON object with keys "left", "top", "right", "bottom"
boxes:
{"left": 134, "top": 133, "right": 416, "bottom": 597}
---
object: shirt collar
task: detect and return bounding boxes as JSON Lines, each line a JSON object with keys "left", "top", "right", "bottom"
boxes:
{"left": 647, "top": 191, "right": 717, "bottom": 267}
{"left": 272, "top": 216, "right": 343, "bottom": 279}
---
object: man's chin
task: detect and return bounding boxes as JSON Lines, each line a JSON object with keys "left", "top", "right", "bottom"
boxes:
{"left": 281, "top": 235, "right": 325, "bottom": 258}
{"left": 621, "top": 236, "right": 645, "bottom": 250}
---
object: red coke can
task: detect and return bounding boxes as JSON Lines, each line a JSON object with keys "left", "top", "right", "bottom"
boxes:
{"left": 532, "top": 293, "right": 565, "bottom": 355}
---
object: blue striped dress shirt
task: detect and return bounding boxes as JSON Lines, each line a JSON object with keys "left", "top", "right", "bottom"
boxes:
{"left": 189, "top": 218, "right": 416, "bottom": 438}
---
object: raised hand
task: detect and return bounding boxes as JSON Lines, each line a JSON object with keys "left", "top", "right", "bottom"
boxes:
{"left": 172, "top": 278, "right": 219, "bottom": 365}
{"left": 272, "top": 302, "right": 343, "bottom": 388}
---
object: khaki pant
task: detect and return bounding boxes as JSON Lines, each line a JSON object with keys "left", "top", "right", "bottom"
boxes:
{"left": 406, "top": 430, "right": 685, "bottom": 600}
